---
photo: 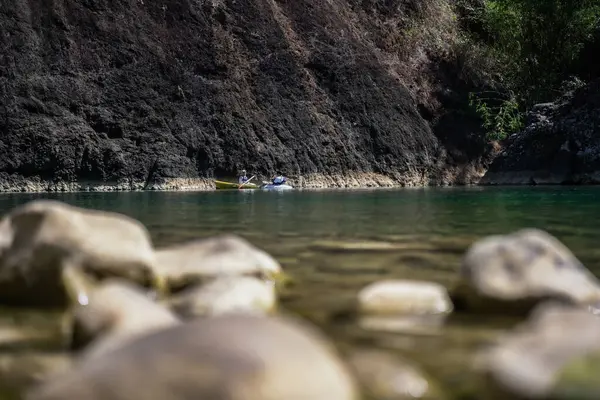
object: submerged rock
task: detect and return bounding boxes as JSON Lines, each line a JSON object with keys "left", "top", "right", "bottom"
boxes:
{"left": 452, "top": 229, "right": 600, "bottom": 314}
{"left": 0, "top": 323, "right": 60, "bottom": 349}
{"left": 310, "top": 240, "right": 433, "bottom": 253}
{"left": 168, "top": 275, "right": 277, "bottom": 318}
{"left": 0, "top": 353, "right": 71, "bottom": 391}
{"left": 154, "top": 235, "right": 283, "bottom": 291}
{"left": 476, "top": 302, "right": 600, "bottom": 399}
{"left": 0, "top": 200, "right": 165, "bottom": 307}
{"left": 358, "top": 280, "right": 453, "bottom": 316}
{"left": 27, "top": 314, "right": 358, "bottom": 400}
{"left": 357, "top": 315, "right": 447, "bottom": 336}
{"left": 66, "top": 273, "right": 179, "bottom": 360}
{"left": 347, "top": 350, "right": 441, "bottom": 399}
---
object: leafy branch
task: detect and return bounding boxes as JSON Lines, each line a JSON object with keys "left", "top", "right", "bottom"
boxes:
{"left": 469, "top": 90, "right": 524, "bottom": 141}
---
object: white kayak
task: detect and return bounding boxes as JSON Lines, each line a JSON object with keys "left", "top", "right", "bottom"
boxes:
{"left": 261, "top": 183, "right": 294, "bottom": 191}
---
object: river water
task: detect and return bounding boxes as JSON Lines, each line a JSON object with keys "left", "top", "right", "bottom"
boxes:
{"left": 0, "top": 186, "right": 599, "bottom": 398}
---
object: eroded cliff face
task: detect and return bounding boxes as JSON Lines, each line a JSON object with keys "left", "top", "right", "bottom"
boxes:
{"left": 0, "top": 0, "right": 486, "bottom": 191}
{"left": 482, "top": 80, "right": 600, "bottom": 185}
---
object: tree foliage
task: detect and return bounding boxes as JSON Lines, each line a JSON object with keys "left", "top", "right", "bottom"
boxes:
{"left": 464, "top": 0, "right": 600, "bottom": 140}
{"left": 483, "top": 0, "right": 600, "bottom": 100}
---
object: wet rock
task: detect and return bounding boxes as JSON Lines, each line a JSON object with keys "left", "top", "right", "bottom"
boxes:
{"left": 347, "top": 350, "right": 441, "bottom": 399}
{"left": 355, "top": 280, "right": 452, "bottom": 335}
{"left": 476, "top": 302, "right": 600, "bottom": 399}
{"left": 27, "top": 314, "right": 359, "bottom": 400}
{"left": 168, "top": 276, "right": 277, "bottom": 318}
{"left": 154, "top": 235, "right": 283, "bottom": 291}
{"left": 452, "top": 229, "right": 600, "bottom": 314}
{"left": 358, "top": 280, "right": 453, "bottom": 316}
{"left": 66, "top": 274, "right": 179, "bottom": 360}
{"left": 0, "top": 200, "right": 164, "bottom": 307}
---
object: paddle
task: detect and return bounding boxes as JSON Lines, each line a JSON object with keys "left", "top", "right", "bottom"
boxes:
{"left": 238, "top": 175, "right": 256, "bottom": 189}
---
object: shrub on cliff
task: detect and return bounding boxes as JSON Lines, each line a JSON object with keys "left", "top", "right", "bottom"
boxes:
{"left": 480, "top": 0, "right": 599, "bottom": 101}
{"left": 458, "top": 0, "right": 600, "bottom": 140}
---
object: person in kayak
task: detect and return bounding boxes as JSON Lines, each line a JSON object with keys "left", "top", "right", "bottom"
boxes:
{"left": 238, "top": 170, "right": 249, "bottom": 184}
{"left": 272, "top": 175, "right": 287, "bottom": 185}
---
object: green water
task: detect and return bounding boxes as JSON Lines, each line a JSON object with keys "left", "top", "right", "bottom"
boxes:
{"left": 1, "top": 186, "right": 600, "bottom": 398}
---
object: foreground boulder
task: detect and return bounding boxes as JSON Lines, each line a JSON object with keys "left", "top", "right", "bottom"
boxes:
{"left": 452, "top": 228, "right": 600, "bottom": 314}
{"left": 27, "top": 314, "right": 358, "bottom": 400}
{"left": 154, "top": 235, "right": 283, "bottom": 291}
{"left": 168, "top": 276, "right": 277, "bottom": 318}
{"left": 65, "top": 270, "right": 179, "bottom": 360}
{"left": 476, "top": 302, "right": 600, "bottom": 398}
{"left": 0, "top": 200, "right": 164, "bottom": 307}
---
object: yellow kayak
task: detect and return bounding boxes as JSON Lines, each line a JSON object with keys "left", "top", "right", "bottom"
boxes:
{"left": 214, "top": 180, "right": 260, "bottom": 190}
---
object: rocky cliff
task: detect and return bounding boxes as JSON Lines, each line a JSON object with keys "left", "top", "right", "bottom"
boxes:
{"left": 0, "top": 0, "right": 488, "bottom": 191}
{"left": 482, "top": 79, "right": 600, "bottom": 185}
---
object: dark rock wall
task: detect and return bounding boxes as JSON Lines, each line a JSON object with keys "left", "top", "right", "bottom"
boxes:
{"left": 0, "top": 0, "right": 488, "bottom": 188}
{"left": 482, "top": 80, "right": 600, "bottom": 185}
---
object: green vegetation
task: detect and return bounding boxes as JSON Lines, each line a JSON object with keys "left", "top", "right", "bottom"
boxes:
{"left": 468, "top": 91, "right": 523, "bottom": 141}
{"left": 461, "top": 0, "right": 600, "bottom": 141}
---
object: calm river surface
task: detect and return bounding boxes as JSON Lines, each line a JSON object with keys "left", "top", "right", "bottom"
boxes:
{"left": 0, "top": 186, "right": 599, "bottom": 398}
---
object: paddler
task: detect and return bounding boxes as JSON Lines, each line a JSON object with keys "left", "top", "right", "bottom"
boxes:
{"left": 238, "top": 169, "right": 249, "bottom": 184}
{"left": 272, "top": 175, "right": 287, "bottom": 185}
